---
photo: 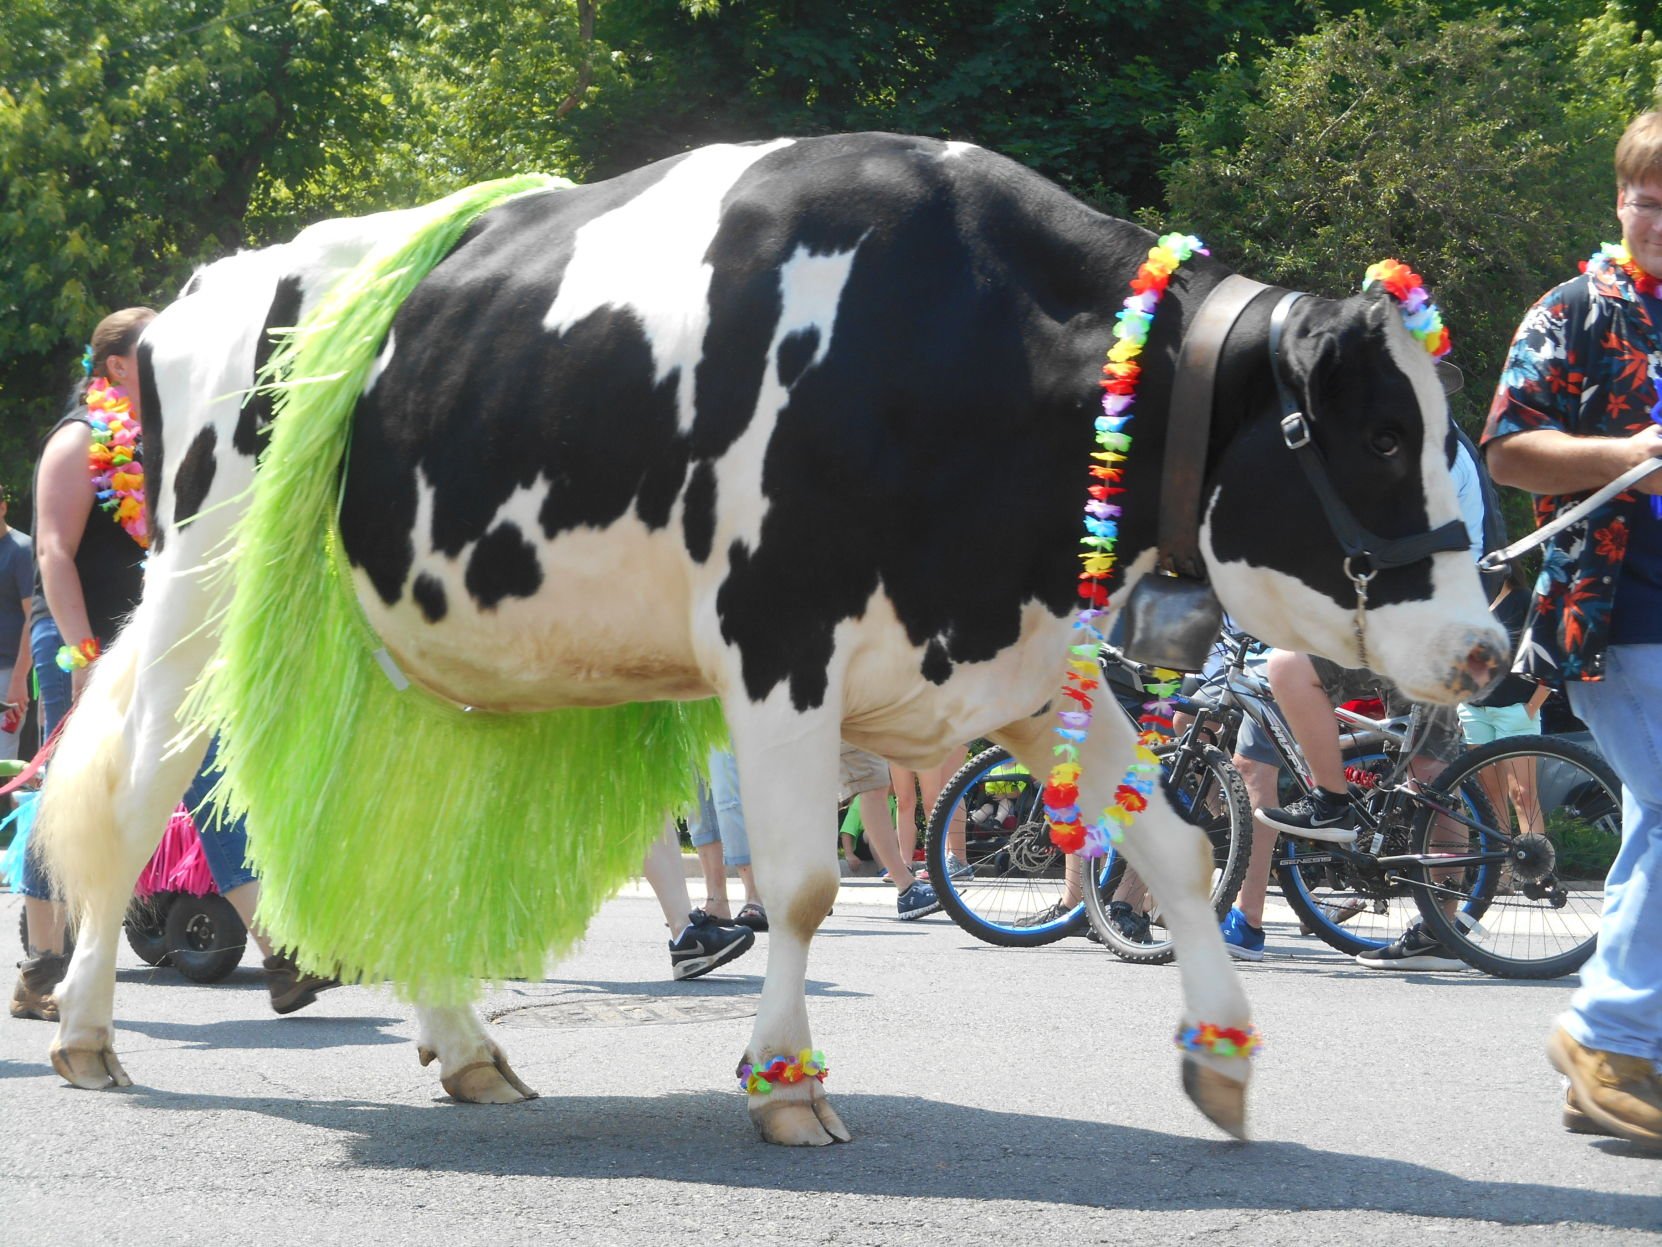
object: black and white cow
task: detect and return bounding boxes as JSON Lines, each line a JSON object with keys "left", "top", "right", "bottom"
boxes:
{"left": 38, "top": 133, "right": 1504, "bottom": 1144}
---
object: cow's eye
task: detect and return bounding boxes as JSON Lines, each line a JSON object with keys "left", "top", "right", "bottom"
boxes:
{"left": 1370, "top": 429, "right": 1402, "bottom": 457}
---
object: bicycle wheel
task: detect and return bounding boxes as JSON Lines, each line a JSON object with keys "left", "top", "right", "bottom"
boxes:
{"left": 925, "top": 747, "right": 1101, "bottom": 946}
{"left": 1275, "top": 752, "right": 1430, "bottom": 956}
{"left": 1411, "top": 734, "right": 1620, "bottom": 979}
{"left": 1083, "top": 743, "right": 1253, "bottom": 964}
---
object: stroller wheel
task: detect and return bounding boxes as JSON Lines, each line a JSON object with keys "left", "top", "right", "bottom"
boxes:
{"left": 163, "top": 893, "right": 248, "bottom": 982}
{"left": 124, "top": 894, "right": 174, "bottom": 966}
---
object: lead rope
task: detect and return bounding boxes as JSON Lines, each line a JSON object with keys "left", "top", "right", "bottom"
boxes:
{"left": 1344, "top": 557, "right": 1377, "bottom": 671}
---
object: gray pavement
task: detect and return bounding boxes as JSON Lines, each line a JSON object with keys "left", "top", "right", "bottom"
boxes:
{"left": 2, "top": 879, "right": 1660, "bottom": 1246}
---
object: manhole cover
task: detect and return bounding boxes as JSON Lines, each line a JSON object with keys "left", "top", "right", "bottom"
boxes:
{"left": 492, "top": 995, "right": 757, "bottom": 1029}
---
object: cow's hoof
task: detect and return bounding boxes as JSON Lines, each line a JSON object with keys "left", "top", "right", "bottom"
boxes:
{"left": 749, "top": 1086, "right": 850, "bottom": 1146}
{"left": 422, "top": 1043, "right": 539, "bottom": 1104}
{"left": 50, "top": 1035, "right": 132, "bottom": 1090}
{"left": 1182, "top": 1055, "right": 1249, "bottom": 1141}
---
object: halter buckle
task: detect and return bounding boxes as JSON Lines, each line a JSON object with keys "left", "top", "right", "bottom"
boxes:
{"left": 1280, "top": 412, "right": 1311, "bottom": 450}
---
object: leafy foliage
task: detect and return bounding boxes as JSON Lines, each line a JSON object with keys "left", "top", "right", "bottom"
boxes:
{"left": 1163, "top": 2, "right": 1662, "bottom": 440}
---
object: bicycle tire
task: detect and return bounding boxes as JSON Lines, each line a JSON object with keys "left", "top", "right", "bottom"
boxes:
{"left": 925, "top": 746, "right": 1099, "bottom": 946}
{"left": 1275, "top": 752, "right": 1431, "bottom": 956}
{"left": 1411, "top": 734, "right": 1620, "bottom": 979}
{"left": 1083, "top": 743, "right": 1253, "bottom": 963}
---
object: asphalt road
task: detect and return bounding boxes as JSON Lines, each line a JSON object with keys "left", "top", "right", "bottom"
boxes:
{"left": 2, "top": 880, "right": 1659, "bottom": 1246}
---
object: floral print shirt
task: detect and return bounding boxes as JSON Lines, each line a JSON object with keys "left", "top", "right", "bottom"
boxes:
{"left": 1483, "top": 252, "right": 1662, "bottom": 682}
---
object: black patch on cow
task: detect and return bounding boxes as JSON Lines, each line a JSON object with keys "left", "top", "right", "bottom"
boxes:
{"left": 682, "top": 461, "right": 717, "bottom": 564}
{"left": 776, "top": 328, "right": 820, "bottom": 390}
{"left": 136, "top": 340, "right": 166, "bottom": 554}
{"left": 465, "top": 522, "right": 543, "bottom": 609}
{"left": 172, "top": 426, "right": 218, "bottom": 527}
{"left": 1030, "top": 700, "right": 1053, "bottom": 718}
{"left": 412, "top": 573, "right": 448, "bottom": 623}
{"left": 336, "top": 158, "right": 691, "bottom": 606}
{"left": 182, "top": 272, "right": 203, "bottom": 297}
{"left": 234, "top": 274, "right": 303, "bottom": 458}
{"left": 921, "top": 640, "right": 952, "bottom": 684}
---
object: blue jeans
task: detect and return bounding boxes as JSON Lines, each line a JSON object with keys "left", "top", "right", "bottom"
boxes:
{"left": 686, "top": 749, "right": 750, "bottom": 867}
{"left": 18, "top": 614, "right": 255, "bottom": 898}
{"left": 1566, "top": 644, "right": 1662, "bottom": 1066}
{"left": 18, "top": 613, "right": 74, "bottom": 900}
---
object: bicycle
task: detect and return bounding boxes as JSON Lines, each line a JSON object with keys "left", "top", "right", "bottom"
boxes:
{"left": 924, "top": 646, "right": 1252, "bottom": 954}
{"left": 1183, "top": 633, "right": 1620, "bottom": 976}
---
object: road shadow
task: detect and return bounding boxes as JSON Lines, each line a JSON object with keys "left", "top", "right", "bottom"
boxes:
{"left": 104, "top": 1086, "right": 1662, "bottom": 1229}
{"left": 498, "top": 976, "right": 864, "bottom": 1002}
{"left": 116, "top": 1014, "right": 408, "bottom": 1052}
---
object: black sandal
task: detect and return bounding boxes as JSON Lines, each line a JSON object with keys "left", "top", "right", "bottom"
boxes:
{"left": 734, "top": 901, "right": 769, "bottom": 932}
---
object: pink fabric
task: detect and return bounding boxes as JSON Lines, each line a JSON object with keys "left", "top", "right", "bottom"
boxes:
{"left": 134, "top": 805, "right": 216, "bottom": 898}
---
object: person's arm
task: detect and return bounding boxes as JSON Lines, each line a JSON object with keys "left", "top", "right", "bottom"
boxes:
{"left": 35, "top": 422, "right": 97, "bottom": 688}
{"left": 2, "top": 597, "right": 32, "bottom": 732}
{"left": 1486, "top": 421, "right": 1662, "bottom": 496}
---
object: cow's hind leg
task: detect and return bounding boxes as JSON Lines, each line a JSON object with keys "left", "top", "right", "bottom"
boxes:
{"left": 993, "top": 707, "right": 1255, "bottom": 1140}
{"left": 37, "top": 629, "right": 212, "bottom": 1089}
{"left": 726, "top": 702, "right": 848, "bottom": 1146}
{"left": 414, "top": 1004, "right": 538, "bottom": 1104}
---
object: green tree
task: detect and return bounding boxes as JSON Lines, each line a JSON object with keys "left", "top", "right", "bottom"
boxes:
{"left": 1163, "top": 1, "right": 1662, "bottom": 443}
{"left": 0, "top": 0, "right": 414, "bottom": 499}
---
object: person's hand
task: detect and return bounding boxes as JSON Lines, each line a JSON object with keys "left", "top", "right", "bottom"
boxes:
{"left": 1627, "top": 425, "right": 1662, "bottom": 494}
{"left": 70, "top": 664, "right": 91, "bottom": 703}
{"left": 0, "top": 702, "right": 20, "bottom": 735}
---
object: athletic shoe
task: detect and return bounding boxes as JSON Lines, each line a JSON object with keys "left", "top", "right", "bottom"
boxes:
{"left": 1256, "top": 790, "right": 1360, "bottom": 843}
{"left": 944, "top": 854, "right": 975, "bottom": 881}
{"left": 1107, "top": 900, "right": 1153, "bottom": 944}
{"left": 1014, "top": 898, "right": 1071, "bottom": 928}
{"left": 669, "top": 909, "right": 756, "bottom": 980}
{"left": 1353, "top": 922, "right": 1463, "bottom": 971}
{"left": 1548, "top": 1025, "right": 1662, "bottom": 1150}
{"left": 264, "top": 953, "right": 342, "bottom": 1015}
{"left": 896, "top": 880, "right": 941, "bottom": 921}
{"left": 1219, "top": 907, "right": 1265, "bottom": 961}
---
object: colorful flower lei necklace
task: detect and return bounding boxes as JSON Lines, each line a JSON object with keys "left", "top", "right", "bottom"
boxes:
{"left": 1361, "top": 259, "right": 1451, "bottom": 357}
{"left": 1040, "top": 232, "right": 1208, "bottom": 860}
{"left": 1588, "top": 241, "right": 1661, "bottom": 298}
{"left": 85, "top": 376, "right": 149, "bottom": 549}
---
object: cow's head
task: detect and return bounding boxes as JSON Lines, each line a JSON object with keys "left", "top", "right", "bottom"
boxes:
{"left": 1200, "top": 288, "right": 1505, "bottom": 703}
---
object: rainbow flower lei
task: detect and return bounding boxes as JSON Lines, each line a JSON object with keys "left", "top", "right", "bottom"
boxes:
{"left": 1588, "top": 241, "right": 1661, "bottom": 298}
{"left": 738, "top": 1049, "right": 828, "bottom": 1096}
{"left": 1361, "top": 259, "right": 1451, "bottom": 358}
{"left": 1175, "top": 1022, "right": 1261, "bottom": 1060}
{"left": 1042, "top": 233, "right": 1207, "bottom": 860}
{"left": 85, "top": 377, "right": 149, "bottom": 549}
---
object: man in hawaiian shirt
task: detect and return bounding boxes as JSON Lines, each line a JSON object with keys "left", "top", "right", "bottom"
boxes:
{"left": 1486, "top": 109, "right": 1662, "bottom": 1151}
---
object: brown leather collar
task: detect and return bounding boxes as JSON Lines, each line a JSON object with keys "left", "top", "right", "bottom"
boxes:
{"left": 1158, "top": 274, "right": 1272, "bottom": 578}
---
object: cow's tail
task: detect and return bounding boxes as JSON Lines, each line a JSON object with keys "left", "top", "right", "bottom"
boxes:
{"left": 34, "top": 633, "right": 144, "bottom": 921}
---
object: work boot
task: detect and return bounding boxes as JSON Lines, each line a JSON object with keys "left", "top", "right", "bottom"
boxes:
{"left": 1548, "top": 1025, "right": 1662, "bottom": 1150}
{"left": 10, "top": 951, "right": 69, "bottom": 1022}
{"left": 263, "top": 952, "right": 341, "bottom": 1016}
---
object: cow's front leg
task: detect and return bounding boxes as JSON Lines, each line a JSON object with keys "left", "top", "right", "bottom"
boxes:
{"left": 414, "top": 1004, "right": 537, "bottom": 1104}
{"left": 727, "top": 703, "right": 849, "bottom": 1146}
{"left": 996, "top": 703, "right": 1255, "bottom": 1140}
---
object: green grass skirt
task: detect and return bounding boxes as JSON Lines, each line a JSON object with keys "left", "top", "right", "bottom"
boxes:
{"left": 182, "top": 175, "right": 727, "bottom": 1004}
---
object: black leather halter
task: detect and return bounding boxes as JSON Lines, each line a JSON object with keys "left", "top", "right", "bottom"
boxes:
{"left": 1267, "top": 292, "right": 1470, "bottom": 576}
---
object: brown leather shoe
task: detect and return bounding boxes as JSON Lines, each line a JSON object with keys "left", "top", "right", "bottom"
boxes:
{"left": 263, "top": 953, "right": 340, "bottom": 1016}
{"left": 1563, "top": 1085, "right": 1617, "bottom": 1137}
{"left": 1548, "top": 1025, "right": 1662, "bottom": 1150}
{"left": 10, "top": 952, "right": 68, "bottom": 1022}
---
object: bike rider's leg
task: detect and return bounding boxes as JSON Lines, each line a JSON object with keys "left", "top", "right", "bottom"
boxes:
{"left": 1231, "top": 756, "right": 1282, "bottom": 930}
{"left": 1266, "top": 650, "right": 1348, "bottom": 793}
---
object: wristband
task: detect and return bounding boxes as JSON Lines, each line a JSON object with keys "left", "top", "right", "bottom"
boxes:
{"left": 55, "top": 638, "right": 101, "bottom": 672}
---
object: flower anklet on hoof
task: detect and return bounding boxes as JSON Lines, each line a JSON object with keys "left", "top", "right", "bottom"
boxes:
{"left": 1175, "top": 1022, "right": 1261, "bottom": 1059}
{"left": 738, "top": 1048, "right": 828, "bottom": 1095}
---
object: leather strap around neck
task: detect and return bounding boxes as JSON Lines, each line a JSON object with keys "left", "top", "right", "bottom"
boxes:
{"left": 1159, "top": 274, "right": 1272, "bottom": 578}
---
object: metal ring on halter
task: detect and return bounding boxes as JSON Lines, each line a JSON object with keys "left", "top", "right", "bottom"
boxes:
{"left": 1343, "top": 556, "right": 1378, "bottom": 591}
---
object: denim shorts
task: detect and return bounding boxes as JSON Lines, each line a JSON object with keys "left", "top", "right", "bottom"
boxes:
{"left": 1456, "top": 701, "right": 1542, "bottom": 746}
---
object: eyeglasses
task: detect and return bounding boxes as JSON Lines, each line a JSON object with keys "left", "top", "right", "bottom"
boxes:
{"left": 1622, "top": 197, "right": 1662, "bottom": 221}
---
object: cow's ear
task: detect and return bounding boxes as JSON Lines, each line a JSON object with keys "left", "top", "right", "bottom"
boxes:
{"left": 1435, "top": 360, "right": 1464, "bottom": 396}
